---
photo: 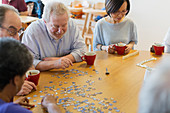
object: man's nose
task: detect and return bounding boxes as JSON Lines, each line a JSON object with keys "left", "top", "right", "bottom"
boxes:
{"left": 58, "top": 27, "right": 62, "bottom": 33}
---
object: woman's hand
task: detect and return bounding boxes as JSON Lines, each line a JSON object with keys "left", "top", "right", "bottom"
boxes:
{"left": 108, "top": 45, "right": 115, "bottom": 54}
{"left": 125, "top": 43, "right": 134, "bottom": 54}
{"left": 97, "top": 44, "right": 115, "bottom": 54}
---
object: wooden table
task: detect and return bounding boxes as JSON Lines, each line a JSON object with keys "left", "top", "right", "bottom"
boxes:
{"left": 15, "top": 50, "right": 168, "bottom": 113}
{"left": 20, "top": 16, "right": 39, "bottom": 30}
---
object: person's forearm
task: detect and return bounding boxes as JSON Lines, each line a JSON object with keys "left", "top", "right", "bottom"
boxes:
{"left": 35, "top": 61, "right": 55, "bottom": 71}
{"left": 97, "top": 44, "right": 108, "bottom": 51}
{"left": 47, "top": 104, "right": 61, "bottom": 113}
{"left": 20, "top": 11, "right": 28, "bottom": 16}
{"left": 63, "top": 54, "right": 75, "bottom": 62}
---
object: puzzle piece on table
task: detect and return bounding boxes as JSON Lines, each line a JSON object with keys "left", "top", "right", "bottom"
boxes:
{"left": 38, "top": 68, "right": 124, "bottom": 112}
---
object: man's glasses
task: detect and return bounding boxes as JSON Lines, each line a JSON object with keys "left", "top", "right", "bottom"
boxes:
{"left": 0, "top": 25, "right": 24, "bottom": 36}
{"left": 113, "top": 10, "right": 128, "bottom": 16}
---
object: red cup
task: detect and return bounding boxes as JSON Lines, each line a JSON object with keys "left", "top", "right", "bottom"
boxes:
{"left": 26, "top": 70, "right": 40, "bottom": 86}
{"left": 113, "top": 43, "right": 127, "bottom": 55}
{"left": 81, "top": 52, "right": 96, "bottom": 65}
{"left": 153, "top": 44, "right": 164, "bottom": 55}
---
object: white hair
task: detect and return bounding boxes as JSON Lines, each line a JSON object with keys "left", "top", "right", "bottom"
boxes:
{"left": 138, "top": 56, "right": 170, "bottom": 113}
{"left": 42, "top": 1, "right": 70, "bottom": 22}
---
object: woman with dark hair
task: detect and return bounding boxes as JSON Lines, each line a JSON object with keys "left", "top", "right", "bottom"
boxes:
{"left": 93, "top": 0, "right": 138, "bottom": 54}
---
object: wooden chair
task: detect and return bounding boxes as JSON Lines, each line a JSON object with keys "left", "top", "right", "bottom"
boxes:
{"left": 83, "top": 2, "right": 105, "bottom": 51}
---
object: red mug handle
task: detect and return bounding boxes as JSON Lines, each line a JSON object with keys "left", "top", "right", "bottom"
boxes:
{"left": 81, "top": 56, "right": 86, "bottom": 61}
{"left": 25, "top": 76, "right": 30, "bottom": 81}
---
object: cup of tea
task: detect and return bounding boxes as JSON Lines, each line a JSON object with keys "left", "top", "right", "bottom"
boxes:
{"left": 153, "top": 43, "right": 164, "bottom": 55}
{"left": 26, "top": 70, "right": 40, "bottom": 86}
{"left": 113, "top": 43, "right": 127, "bottom": 55}
{"left": 81, "top": 52, "right": 96, "bottom": 65}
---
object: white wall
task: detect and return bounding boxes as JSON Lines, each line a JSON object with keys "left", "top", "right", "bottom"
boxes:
{"left": 128, "top": 0, "right": 170, "bottom": 51}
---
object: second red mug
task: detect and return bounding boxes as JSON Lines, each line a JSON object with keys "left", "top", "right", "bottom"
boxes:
{"left": 153, "top": 44, "right": 164, "bottom": 55}
{"left": 113, "top": 43, "right": 127, "bottom": 55}
{"left": 81, "top": 52, "right": 96, "bottom": 65}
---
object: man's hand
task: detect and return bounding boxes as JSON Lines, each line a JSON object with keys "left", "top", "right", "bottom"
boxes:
{"left": 14, "top": 96, "right": 35, "bottom": 108}
{"left": 41, "top": 94, "right": 57, "bottom": 108}
{"left": 54, "top": 57, "right": 73, "bottom": 69}
{"left": 17, "top": 80, "right": 37, "bottom": 96}
{"left": 41, "top": 94, "right": 61, "bottom": 113}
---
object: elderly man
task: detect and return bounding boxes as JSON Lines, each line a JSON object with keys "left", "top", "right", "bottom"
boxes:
{"left": 0, "top": 4, "right": 36, "bottom": 96}
{"left": 22, "top": 1, "right": 87, "bottom": 71}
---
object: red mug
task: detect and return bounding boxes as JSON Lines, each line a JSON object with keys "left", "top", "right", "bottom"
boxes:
{"left": 26, "top": 70, "right": 40, "bottom": 86}
{"left": 153, "top": 43, "right": 164, "bottom": 55}
{"left": 113, "top": 43, "right": 127, "bottom": 55}
{"left": 81, "top": 52, "right": 96, "bottom": 65}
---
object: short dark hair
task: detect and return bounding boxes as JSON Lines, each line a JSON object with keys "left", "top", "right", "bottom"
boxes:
{"left": 0, "top": 38, "right": 33, "bottom": 91}
{"left": 105, "top": 0, "right": 130, "bottom": 16}
{"left": 0, "top": 4, "right": 19, "bottom": 25}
